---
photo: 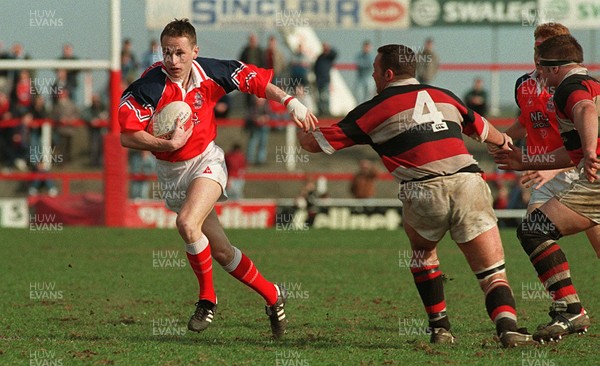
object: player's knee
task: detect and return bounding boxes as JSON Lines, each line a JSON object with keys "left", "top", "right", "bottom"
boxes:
{"left": 175, "top": 214, "right": 202, "bottom": 242}
{"left": 517, "top": 209, "right": 562, "bottom": 255}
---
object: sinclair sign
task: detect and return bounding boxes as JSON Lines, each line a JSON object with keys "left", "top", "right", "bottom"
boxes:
{"left": 146, "top": 0, "right": 410, "bottom": 29}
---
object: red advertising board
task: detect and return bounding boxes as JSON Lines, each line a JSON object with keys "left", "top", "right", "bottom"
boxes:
{"left": 129, "top": 199, "right": 277, "bottom": 229}
{"left": 28, "top": 195, "right": 277, "bottom": 229}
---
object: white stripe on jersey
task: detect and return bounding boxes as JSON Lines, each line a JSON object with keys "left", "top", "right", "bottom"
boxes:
{"left": 243, "top": 71, "right": 257, "bottom": 91}
{"left": 121, "top": 96, "right": 152, "bottom": 122}
{"left": 230, "top": 65, "right": 244, "bottom": 88}
{"left": 119, "top": 91, "right": 133, "bottom": 107}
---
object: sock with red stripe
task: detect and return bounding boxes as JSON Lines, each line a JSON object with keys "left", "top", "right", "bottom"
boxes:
{"left": 185, "top": 235, "right": 217, "bottom": 304}
{"left": 518, "top": 210, "right": 582, "bottom": 314}
{"left": 410, "top": 261, "right": 450, "bottom": 331}
{"left": 526, "top": 241, "right": 581, "bottom": 313}
{"left": 222, "top": 246, "right": 278, "bottom": 306}
{"left": 475, "top": 260, "right": 518, "bottom": 334}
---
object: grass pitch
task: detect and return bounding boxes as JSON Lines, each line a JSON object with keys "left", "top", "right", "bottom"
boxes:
{"left": 1, "top": 227, "right": 598, "bottom": 365}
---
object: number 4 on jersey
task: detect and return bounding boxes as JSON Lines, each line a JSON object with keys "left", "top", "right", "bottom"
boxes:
{"left": 412, "top": 91, "right": 448, "bottom": 132}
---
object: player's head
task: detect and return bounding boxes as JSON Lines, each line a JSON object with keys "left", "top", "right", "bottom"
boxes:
{"left": 533, "top": 23, "right": 571, "bottom": 76}
{"left": 161, "top": 18, "right": 197, "bottom": 46}
{"left": 160, "top": 18, "right": 199, "bottom": 81}
{"left": 536, "top": 35, "right": 583, "bottom": 87}
{"left": 534, "top": 23, "right": 570, "bottom": 46}
{"left": 373, "top": 44, "right": 416, "bottom": 94}
{"left": 533, "top": 23, "right": 570, "bottom": 72}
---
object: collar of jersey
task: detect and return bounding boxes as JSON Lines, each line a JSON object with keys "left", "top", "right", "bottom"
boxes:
{"left": 161, "top": 60, "right": 202, "bottom": 92}
{"left": 558, "top": 66, "right": 588, "bottom": 88}
{"left": 386, "top": 78, "right": 420, "bottom": 89}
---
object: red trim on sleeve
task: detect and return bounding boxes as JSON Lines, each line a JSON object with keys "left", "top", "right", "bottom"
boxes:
{"left": 564, "top": 89, "right": 593, "bottom": 120}
{"left": 282, "top": 96, "right": 294, "bottom": 107}
{"left": 318, "top": 124, "right": 356, "bottom": 151}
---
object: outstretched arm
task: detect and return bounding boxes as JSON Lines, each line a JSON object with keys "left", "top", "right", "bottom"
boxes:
{"left": 495, "top": 144, "right": 574, "bottom": 171}
{"left": 265, "top": 83, "right": 318, "bottom": 132}
{"left": 484, "top": 123, "right": 512, "bottom": 153}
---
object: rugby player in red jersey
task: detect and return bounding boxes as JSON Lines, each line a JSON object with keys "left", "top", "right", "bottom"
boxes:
{"left": 298, "top": 44, "right": 535, "bottom": 348}
{"left": 497, "top": 34, "right": 600, "bottom": 343}
{"left": 503, "top": 22, "right": 600, "bottom": 255}
{"left": 119, "top": 19, "right": 317, "bottom": 339}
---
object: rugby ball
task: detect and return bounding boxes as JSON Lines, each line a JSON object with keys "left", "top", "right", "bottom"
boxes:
{"left": 147, "top": 101, "right": 192, "bottom": 139}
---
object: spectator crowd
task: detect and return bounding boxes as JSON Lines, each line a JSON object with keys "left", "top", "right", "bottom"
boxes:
{"left": 0, "top": 41, "right": 112, "bottom": 196}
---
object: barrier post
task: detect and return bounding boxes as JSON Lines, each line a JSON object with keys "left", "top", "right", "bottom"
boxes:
{"left": 285, "top": 123, "right": 296, "bottom": 171}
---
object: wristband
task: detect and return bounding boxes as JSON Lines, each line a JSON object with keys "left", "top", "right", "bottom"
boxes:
{"left": 281, "top": 95, "right": 307, "bottom": 122}
{"left": 281, "top": 95, "right": 295, "bottom": 107}
{"left": 497, "top": 134, "right": 506, "bottom": 149}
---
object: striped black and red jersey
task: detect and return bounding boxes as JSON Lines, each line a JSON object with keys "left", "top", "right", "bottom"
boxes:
{"left": 514, "top": 71, "right": 564, "bottom": 155}
{"left": 552, "top": 67, "right": 600, "bottom": 165}
{"left": 313, "top": 78, "right": 489, "bottom": 183}
{"left": 119, "top": 57, "right": 273, "bottom": 162}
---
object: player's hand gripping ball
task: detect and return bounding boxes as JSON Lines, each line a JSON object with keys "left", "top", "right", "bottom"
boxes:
{"left": 147, "top": 101, "right": 192, "bottom": 139}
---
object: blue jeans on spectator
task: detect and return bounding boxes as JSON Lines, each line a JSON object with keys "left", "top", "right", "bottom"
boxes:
{"left": 354, "top": 76, "right": 373, "bottom": 103}
{"left": 317, "top": 82, "right": 330, "bottom": 115}
{"left": 227, "top": 178, "right": 245, "bottom": 200}
{"left": 129, "top": 150, "right": 155, "bottom": 198}
{"left": 246, "top": 126, "right": 269, "bottom": 165}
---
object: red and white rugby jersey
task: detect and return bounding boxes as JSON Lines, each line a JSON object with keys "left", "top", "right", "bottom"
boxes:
{"left": 119, "top": 57, "right": 273, "bottom": 162}
{"left": 313, "top": 78, "right": 488, "bottom": 183}
{"left": 552, "top": 67, "right": 600, "bottom": 165}
{"left": 514, "top": 70, "right": 564, "bottom": 155}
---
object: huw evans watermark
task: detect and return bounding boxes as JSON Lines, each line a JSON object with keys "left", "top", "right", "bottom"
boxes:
{"left": 152, "top": 250, "right": 186, "bottom": 268}
{"left": 398, "top": 250, "right": 430, "bottom": 268}
{"left": 281, "top": 282, "right": 309, "bottom": 300}
{"left": 30, "top": 146, "right": 64, "bottom": 165}
{"left": 30, "top": 350, "right": 63, "bottom": 366}
{"left": 521, "top": 282, "right": 554, "bottom": 301}
{"left": 29, "top": 9, "right": 64, "bottom": 27}
{"left": 521, "top": 349, "right": 556, "bottom": 366}
{"left": 275, "top": 145, "right": 310, "bottom": 164}
{"left": 276, "top": 213, "right": 310, "bottom": 232}
{"left": 152, "top": 318, "right": 187, "bottom": 336}
{"left": 398, "top": 318, "right": 429, "bottom": 337}
{"left": 29, "top": 214, "right": 63, "bottom": 232}
{"left": 152, "top": 181, "right": 186, "bottom": 201}
{"left": 30, "top": 282, "right": 63, "bottom": 300}
{"left": 275, "top": 350, "right": 309, "bottom": 366}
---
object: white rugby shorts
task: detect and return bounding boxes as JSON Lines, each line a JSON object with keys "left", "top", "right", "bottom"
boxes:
{"left": 555, "top": 166, "right": 600, "bottom": 224}
{"left": 529, "top": 168, "right": 580, "bottom": 205}
{"left": 155, "top": 141, "right": 228, "bottom": 212}
{"left": 399, "top": 173, "right": 497, "bottom": 243}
